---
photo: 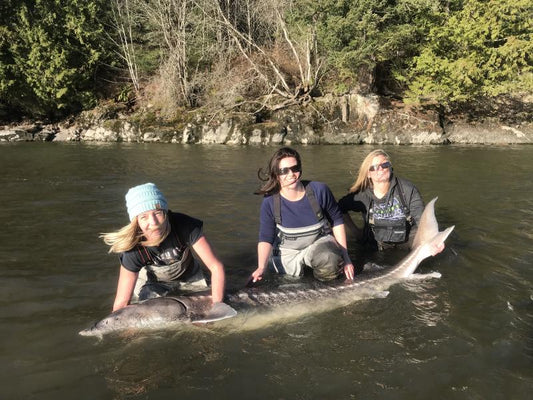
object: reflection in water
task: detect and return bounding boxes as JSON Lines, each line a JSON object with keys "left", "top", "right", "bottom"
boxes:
{"left": 103, "top": 330, "right": 221, "bottom": 397}
{"left": 406, "top": 278, "right": 451, "bottom": 328}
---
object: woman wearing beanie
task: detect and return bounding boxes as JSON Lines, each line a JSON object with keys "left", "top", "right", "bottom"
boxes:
{"left": 101, "top": 183, "right": 226, "bottom": 312}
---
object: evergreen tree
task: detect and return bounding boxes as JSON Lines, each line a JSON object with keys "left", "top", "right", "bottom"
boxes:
{"left": 406, "top": 0, "right": 533, "bottom": 105}
{"left": 287, "top": 0, "right": 448, "bottom": 94}
{"left": 0, "top": 0, "right": 114, "bottom": 119}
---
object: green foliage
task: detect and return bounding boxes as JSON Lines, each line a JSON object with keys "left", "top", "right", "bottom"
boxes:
{"left": 0, "top": 0, "right": 22, "bottom": 103}
{"left": 1, "top": 0, "right": 530, "bottom": 118}
{"left": 406, "top": 0, "right": 533, "bottom": 105}
{"left": 287, "top": 0, "right": 448, "bottom": 90}
{"left": 0, "top": 0, "right": 114, "bottom": 118}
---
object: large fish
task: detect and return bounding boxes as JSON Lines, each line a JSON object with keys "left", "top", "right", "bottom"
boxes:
{"left": 80, "top": 197, "right": 454, "bottom": 337}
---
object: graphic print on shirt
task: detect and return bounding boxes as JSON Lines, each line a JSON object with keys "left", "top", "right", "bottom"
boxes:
{"left": 146, "top": 234, "right": 187, "bottom": 266}
{"left": 154, "top": 247, "right": 184, "bottom": 265}
{"left": 372, "top": 197, "right": 406, "bottom": 222}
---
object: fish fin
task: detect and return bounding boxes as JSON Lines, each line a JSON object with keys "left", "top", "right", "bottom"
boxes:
{"left": 374, "top": 290, "right": 390, "bottom": 299}
{"left": 192, "top": 302, "right": 237, "bottom": 324}
{"left": 412, "top": 197, "right": 455, "bottom": 259}
{"left": 407, "top": 271, "right": 442, "bottom": 281}
{"left": 357, "top": 288, "right": 390, "bottom": 299}
{"left": 412, "top": 197, "right": 440, "bottom": 249}
{"left": 417, "top": 225, "right": 455, "bottom": 261}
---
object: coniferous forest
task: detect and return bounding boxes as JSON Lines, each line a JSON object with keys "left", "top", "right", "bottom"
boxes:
{"left": 1, "top": 0, "right": 531, "bottom": 122}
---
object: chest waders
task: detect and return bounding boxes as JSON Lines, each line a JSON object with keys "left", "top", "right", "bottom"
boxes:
{"left": 271, "top": 182, "right": 343, "bottom": 281}
{"left": 133, "top": 232, "right": 207, "bottom": 301}
{"left": 368, "top": 181, "right": 413, "bottom": 250}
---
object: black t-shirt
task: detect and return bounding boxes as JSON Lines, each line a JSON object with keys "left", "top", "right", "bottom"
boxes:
{"left": 120, "top": 211, "right": 203, "bottom": 274}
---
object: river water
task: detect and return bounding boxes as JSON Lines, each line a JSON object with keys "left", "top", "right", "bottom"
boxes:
{"left": 1, "top": 143, "right": 532, "bottom": 399}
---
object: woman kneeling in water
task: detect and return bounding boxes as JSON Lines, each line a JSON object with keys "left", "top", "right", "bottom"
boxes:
{"left": 101, "top": 183, "right": 226, "bottom": 312}
{"left": 250, "top": 147, "right": 355, "bottom": 283}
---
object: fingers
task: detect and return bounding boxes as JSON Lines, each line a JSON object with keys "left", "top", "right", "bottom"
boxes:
{"left": 431, "top": 243, "right": 445, "bottom": 256}
{"left": 344, "top": 264, "right": 355, "bottom": 281}
{"left": 246, "top": 276, "right": 256, "bottom": 287}
{"left": 246, "top": 272, "right": 263, "bottom": 287}
{"left": 251, "top": 266, "right": 266, "bottom": 283}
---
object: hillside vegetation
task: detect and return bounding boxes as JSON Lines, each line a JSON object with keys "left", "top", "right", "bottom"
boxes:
{"left": 1, "top": 0, "right": 531, "bottom": 122}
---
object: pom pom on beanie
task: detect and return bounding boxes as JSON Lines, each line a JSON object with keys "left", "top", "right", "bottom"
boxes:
{"left": 125, "top": 183, "right": 168, "bottom": 221}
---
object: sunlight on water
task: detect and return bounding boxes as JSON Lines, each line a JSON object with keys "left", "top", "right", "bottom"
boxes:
{"left": 1, "top": 143, "right": 533, "bottom": 399}
{"left": 218, "top": 287, "right": 390, "bottom": 334}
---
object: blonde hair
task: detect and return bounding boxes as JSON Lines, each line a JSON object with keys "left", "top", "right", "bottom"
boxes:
{"left": 349, "top": 149, "right": 391, "bottom": 193}
{"left": 100, "top": 213, "right": 171, "bottom": 253}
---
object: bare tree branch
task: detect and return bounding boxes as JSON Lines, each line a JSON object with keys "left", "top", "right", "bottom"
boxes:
{"left": 110, "top": 0, "right": 140, "bottom": 93}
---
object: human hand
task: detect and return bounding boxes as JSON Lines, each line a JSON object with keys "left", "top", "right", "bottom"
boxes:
{"left": 250, "top": 266, "right": 265, "bottom": 283}
{"left": 344, "top": 263, "right": 355, "bottom": 281}
{"left": 201, "top": 302, "right": 237, "bottom": 323}
{"left": 431, "top": 243, "right": 445, "bottom": 256}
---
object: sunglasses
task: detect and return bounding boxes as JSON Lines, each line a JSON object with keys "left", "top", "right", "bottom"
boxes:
{"left": 369, "top": 161, "right": 392, "bottom": 172}
{"left": 278, "top": 165, "right": 301, "bottom": 175}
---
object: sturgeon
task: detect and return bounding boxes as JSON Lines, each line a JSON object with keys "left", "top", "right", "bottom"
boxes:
{"left": 80, "top": 197, "right": 454, "bottom": 337}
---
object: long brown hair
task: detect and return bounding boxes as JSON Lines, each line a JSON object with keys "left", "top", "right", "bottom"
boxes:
{"left": 349, "top": 149, "right": 391, "bottom": 193}
{"left": 255, "top": 147, "right": 302, "bottom": 195}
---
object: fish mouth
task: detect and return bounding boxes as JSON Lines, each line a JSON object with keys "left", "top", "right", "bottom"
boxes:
{"left": 78, "top": 328, "right": 101, "bottom": 338}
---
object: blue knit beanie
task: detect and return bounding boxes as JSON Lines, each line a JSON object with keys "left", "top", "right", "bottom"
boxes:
{"left": 125, "top": 183, "right": 168, "bottom": 221}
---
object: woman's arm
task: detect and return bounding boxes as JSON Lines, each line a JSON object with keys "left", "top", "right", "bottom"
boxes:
{"left": 331, "top": 224, "right": 355, "bottom": 280}
{"left": 192, "top": 236, "right": 225, "bottom": 303}
{"left": 251, "top": 241, "right": 273, "bottom": 283}
{"left": 112, "top": 266, "right": 138, "bottom": 311}
{"left": 342, "top": 213, "right": 363, "bottom": 240}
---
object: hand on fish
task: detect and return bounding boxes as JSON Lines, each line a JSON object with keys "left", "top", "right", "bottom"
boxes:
{"left": 200, "top": 301, "right": 238, "bottom": 323}
{"left": 344, "top": 263, "right": 355, "bottom": 280}
{"left": 431, "top": 243, "right": 445, "bottom": 256}
{"left": 250, "top": 266, "right": 265, "bottom": 284}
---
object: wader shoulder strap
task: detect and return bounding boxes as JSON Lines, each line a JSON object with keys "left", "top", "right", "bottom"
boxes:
{"left": 136, "top": 224, "right": 184, "bottom": 265}
{"left": 303, "top": 181, "right": 324, "bottom": 222}
{"left": 137, "top": 246, "right": 153, "bottom": 264}
{"left": 368, "top": 197, "right": 374, "bottom": 225}
{"left": 273, "top": 193, "right": 282, "bottom": 224}
{"left": 173, "top": 229, "right": 187, "bottom": 252}
{"left": 272, "top": 181, "right": 324, "bottom": 225}
{"left": 395, "top": 179, "right": 412, "bottom": 224}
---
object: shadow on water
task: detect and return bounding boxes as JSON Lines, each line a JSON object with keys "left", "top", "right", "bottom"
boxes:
{"left": 1, "top": 143, "right": 533, "bottom": 399}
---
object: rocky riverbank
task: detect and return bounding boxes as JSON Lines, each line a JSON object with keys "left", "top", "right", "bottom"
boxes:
{"left": 1, "top": 94, "right": 532, "bottom": 145}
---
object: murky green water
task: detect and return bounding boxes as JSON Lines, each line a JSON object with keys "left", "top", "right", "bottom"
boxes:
{"left": 1, "top": 143, "right": 532, "bottom": 399}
